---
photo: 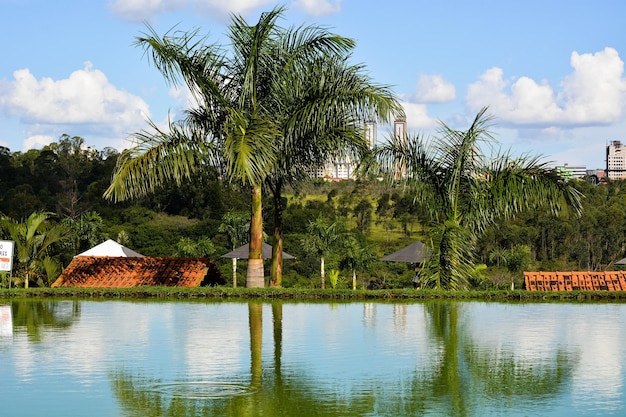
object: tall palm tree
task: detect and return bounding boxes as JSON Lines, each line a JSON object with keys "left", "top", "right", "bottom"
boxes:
{"left": 374, "top": 107, "right": 582, "bottom": 290}
{"left": 104, "top": 6, "right": 362, "bottom": 287}
{"left": 0, "top": 212, "right": 70, "bottom": 288}
{"left": 266, "top": 54, "right": 403, "bottom": 287}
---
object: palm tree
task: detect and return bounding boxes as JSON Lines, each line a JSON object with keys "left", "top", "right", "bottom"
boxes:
{"left": 373, "top": 107, "right": 582, "bottom": 290}
{"left": 265, "top": 54, "right": 403, "bottom": 287}
{"left": 104, "top": 6, "right": 363, "bottom": 288}
{"left": 339, "top": 235, "right": 375, "bottom": 289}
{"left": 0, "top": 212, "right": 70, "bottom": 288}
{"left": 218, "top": 210, "right": 250, "bottom": 287}
{"left": 301, "top": 217, "right": 342, "bottom": 288}
{"left": 174, "top": 236, "right": 215, "bottom": 257}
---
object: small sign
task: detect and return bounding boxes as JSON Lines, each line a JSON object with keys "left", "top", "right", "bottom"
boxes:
{"left": 0, "top": 241, "right": 14, "bottom": 272}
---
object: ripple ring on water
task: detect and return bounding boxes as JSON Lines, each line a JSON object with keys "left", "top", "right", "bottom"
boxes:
{"left": 148, "top": 381, "right": 256, "bottom": 399}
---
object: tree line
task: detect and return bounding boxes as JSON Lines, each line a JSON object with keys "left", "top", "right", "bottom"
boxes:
{"left": 1, "top": 129, "right": 618, "bottom": 290}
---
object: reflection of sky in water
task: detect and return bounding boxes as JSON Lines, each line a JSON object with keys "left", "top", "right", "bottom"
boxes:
{"left": 2, "top": 300, "right": 626, "bottom": 416}
{"left": 466, "top": 303, "right": 626, "bottom": 414}
{"left": 281, "top": 303, "right": 434, "bottom": 384}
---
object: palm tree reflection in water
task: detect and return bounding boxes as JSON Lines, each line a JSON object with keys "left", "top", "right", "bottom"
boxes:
{"left": 110, "top": 302, "right": 574, "bottom": 417}
{"left": 378, "top": 302, "right": 574, "bottom": 416}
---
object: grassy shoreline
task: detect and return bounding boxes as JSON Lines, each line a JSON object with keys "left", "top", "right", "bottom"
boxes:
{"left": 2, "top": 287, "right": 626, "bottom": 302}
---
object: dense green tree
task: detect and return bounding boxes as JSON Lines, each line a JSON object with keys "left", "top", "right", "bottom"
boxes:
{"left": 353, "top": 199, "right": 373, "bottom": 234}
{"left": 373, "top": 107, "right": 582, "bottom": 289}
{"left": 62, "top": 211, "right": 107, "bottom": 256}
{"left": 175, "top": 236, "right": 215, "bottom": 257}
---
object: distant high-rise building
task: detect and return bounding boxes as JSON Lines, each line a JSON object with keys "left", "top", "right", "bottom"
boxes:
{"left": 365, "top": 121, "right": 377, "bottom": 149}
{"left": 606, "top": 140, "right": 626, "bottom": 180}
{"left": 393, "top": 119, "right": 407, "bottom": 178}
{"left": 316, "top": 121, "right": 379, "bottom": 180}
{"left": 393, "top": 118, "right": 407, "bottom": 147}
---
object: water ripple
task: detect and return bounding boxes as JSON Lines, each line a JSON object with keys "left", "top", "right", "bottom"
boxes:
{"left": 146, "top": 381, "right": 256, "bottom": 399}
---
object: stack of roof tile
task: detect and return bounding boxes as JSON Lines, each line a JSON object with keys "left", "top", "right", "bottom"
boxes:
{"left": 52, "top": 257, "right": 225, "bottom": 288}
{"left": 524, "top": 271, "right": 626, "bottom": 291}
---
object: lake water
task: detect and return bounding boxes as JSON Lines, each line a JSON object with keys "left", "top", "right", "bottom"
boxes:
{"left": 1, "top": 299, "right": 625, "bottom": 416}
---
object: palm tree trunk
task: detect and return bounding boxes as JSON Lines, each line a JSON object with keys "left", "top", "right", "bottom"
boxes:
{"left": 352, "top": 269, "right": 357, "bottom": 290}
{"left": 270, "top": 182, "right": 284, "bottom": 287}
{"left": 232, "top": 258, "right": 237, "bottom": 288}
{"left": 247, "top": 184, "right": 265, "bottom": 288}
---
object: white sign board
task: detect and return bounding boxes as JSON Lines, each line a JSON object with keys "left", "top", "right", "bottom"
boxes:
{"left": 0, "top": 241, "right": 14, "bottom": 272}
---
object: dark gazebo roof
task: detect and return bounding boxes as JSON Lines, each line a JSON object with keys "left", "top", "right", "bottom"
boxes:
{"left": 221, "top": 242, "right": 295, "bottom": 260}
{"left": 380, "top": 241, "right": 430, "bottom": 263}
{"left": 616, "top": 256, "right": 626, "bottom": 265}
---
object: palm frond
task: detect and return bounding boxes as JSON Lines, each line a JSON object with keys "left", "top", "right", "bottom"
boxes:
{"left": 104, "top": 120, "right": 218, "bottom": 202}
{"left": 223, "top": 112, "right": 278, "bottom": 186}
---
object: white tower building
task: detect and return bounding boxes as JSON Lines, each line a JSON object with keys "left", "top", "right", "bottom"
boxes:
{"left": 606, "top": 140, "right": 626, "bottom": 180}
{"left": 365, "top": 121, "right": 377, "bottom": 149}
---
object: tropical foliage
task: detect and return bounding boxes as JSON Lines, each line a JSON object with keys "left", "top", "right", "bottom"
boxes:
{"left": 372, "top": 107, "right": 582, "bottom": 290}
{"left": 3, "top": 129, "right": 624, "bottom": 290}
{"left": 0, "top": 212, "right": 70, "bottom": 287}
{"left": 301, "top": 217, "right": 342, "bottom": 288}
{"left": 104, "top": 6, "right": 401, "bottom": 289}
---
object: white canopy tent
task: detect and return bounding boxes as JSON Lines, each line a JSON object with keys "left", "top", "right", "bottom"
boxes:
{"left": 76, "top": 239, "right": 144, "bottom": 257}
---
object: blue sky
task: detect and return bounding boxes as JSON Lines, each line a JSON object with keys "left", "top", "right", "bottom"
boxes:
{"left": 1, "top": 0, "right": 624, "bottom": 170}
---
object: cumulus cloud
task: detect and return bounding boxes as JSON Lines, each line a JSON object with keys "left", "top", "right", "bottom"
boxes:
{"left": 169, "top": 84, "right": 198, "bottom": 111}
{"left": 109, "top": 0, "right": 284, "bottom": 21}
{"left": 466, "top": 47, "right": 626, "bottom": 127}
{"left": 414, "top": 74, "right": 456, "bottom": 103}
{"left": 0, "top": 62, "right": 150, "bottom": 126}
{"left": 292, "top": 0, "right": 341, "bottom": 16}
{"left": 23, "top": 135, "right": 54, "bottom": 150}
{"left": 0, "top": 62, "right": 151, "bottom": 151}
{"left": 400, "top": 101, "right": 437, "bottom": 129}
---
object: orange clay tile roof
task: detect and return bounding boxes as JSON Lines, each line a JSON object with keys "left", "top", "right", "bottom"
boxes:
{"left": 524, "top": 271, "right": 626, "bottom": 291}
{"left": 52, "top": 256, "right": 226, "bottom": 288}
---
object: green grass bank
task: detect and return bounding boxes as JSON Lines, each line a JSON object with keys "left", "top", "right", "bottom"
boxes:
{"left": 2, "top": 287, "right": 626, "bottom": 302}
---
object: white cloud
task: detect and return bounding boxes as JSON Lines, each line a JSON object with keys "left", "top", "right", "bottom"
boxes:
{"left": 0, "top": 62, "right": 152, "bottom": 151}
{"left": 23, "top": 135, "right": 54, "bottom": 151}
{"left": 414, "top": 74, "right": 456, "bottom": 103}
{"left": 0, "top": 62, "right": 150, "bottom": 134}
{"left": 109, "top": 0, "right": 281, "bottom": 21}
{"left": 400, "top": 101, "right": 437, "bottom": 129}
{"left": 466, "top": 47, "right": 626, "bottom": 127}
{"left": 292, "top": 0, "right": 341, "bottom": 16}
{"left": 169, "top": 84, "right": 198, "bottom": 111}
{"left": 108, "top": 0, "right": 181, "bottom": 21}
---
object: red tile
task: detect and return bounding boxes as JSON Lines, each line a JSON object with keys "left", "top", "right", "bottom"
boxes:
{"left": 52, "top": 257, "right": 225, "bottom": 288}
